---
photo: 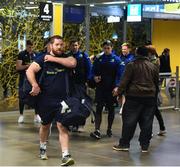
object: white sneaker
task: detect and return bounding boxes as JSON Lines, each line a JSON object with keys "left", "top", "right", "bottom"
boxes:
{"left": 18, "top": 115, "right": 24, "bottom": 123}
{"left": 119, "top": 107, "right": 123, "bottom": 115}
{"left": 78, "top": 126, "right": 85, "bottom": 132}
{"left": 34, "top": 115, "right": 41, "bottom": 123}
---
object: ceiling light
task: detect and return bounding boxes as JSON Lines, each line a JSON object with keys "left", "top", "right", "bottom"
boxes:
{"left": 29, "top": 1, "right": 34, "bottom": 4}
{"left": 103, "top": 1, "right": 127, "bottom": 5}
{"left": 25, "top": 6, "right": 38, "bottom": 9}
{"left": 90, "top": 4, "right": 95, "bottom": 7}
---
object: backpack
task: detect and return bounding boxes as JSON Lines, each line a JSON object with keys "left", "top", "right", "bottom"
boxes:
{"left": 60, "top": 72, "right": 95, "bottom": 128}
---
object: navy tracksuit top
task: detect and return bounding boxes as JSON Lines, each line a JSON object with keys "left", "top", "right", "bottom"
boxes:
{"left": 92, "top": 53, "right": 121, "bottom": 91}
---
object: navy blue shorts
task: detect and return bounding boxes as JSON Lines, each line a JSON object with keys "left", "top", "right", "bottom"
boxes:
{"left": 37, "top": 96, "right": 63, "bottom": 125}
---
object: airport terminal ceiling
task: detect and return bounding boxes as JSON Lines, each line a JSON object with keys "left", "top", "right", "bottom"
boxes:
{"left": 1, "top": 0, "right": 178, "bottom": 5}
{"left": 57, "top": 0, "right": 179, "bottom": 5}
{"left": 0, "top": 0, "right": 178, "bottom": 8}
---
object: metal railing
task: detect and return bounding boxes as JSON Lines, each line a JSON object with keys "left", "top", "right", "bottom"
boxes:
{"left": 159, "top": 66, "right": 179, "bottom": 111}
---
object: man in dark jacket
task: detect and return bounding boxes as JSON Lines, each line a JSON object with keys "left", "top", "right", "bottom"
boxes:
{"left": 113, "top": 46, "right": 159, "bottom": 152}
{"left": 90, "top": 40, "right": 121, "bottom": 139}
{"left": 16, "top": 40, "right": 41, "bottom": 124}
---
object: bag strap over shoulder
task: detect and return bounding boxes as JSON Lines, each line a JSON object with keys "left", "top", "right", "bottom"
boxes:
{"left": 38, "top": 62, "right": 47, "bottom": 85}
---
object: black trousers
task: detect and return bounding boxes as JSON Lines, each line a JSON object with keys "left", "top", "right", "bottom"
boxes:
{"left": 95, "top": 88, "right": 115, "bottom": 131}
{"left": 18, "top": 86, "right": 38, "bottom": 115}
{"left": 154, "top": 105, "right": 165, "bottom": 131}
{"left": 119, "top": 97, "right": 156, "bottom": 148}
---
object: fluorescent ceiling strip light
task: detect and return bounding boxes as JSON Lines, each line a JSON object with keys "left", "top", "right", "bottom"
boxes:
{"left": 103, "top": 1, "right": 127, "bottom": 5}
{"left": 29, "top": 2, "right": 34, "bottom": 4}
{"left": 90, "top": 4, "right": 95, "bottom": 7}
{"left": 25, "top": 6, "right": 39, "bottom": 9}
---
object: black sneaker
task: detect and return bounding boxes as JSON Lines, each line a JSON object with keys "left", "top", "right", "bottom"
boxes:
{"left": 106, "top": 129, "right": 112, "bottom": 137}
{"left": 61, "top": 155, "right": 75, "bottom": 166}
{"left": 157, "top": 130, "right": 166, "bottom": 136}
{"left": 90, "top": 130, "right": 101, "bottom": 139}
{"left": 39, "top": 148, "right": 48, "bottom": 160}
{"left": 112, "top": 145, "right": 129, "bottom": 151}
{"left": 141, "top": 145, "right": 149, "bottom": 153}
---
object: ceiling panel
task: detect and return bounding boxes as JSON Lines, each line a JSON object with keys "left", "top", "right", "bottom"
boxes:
{"left": 55, "top": 0, "right": 178, "bottom": 4}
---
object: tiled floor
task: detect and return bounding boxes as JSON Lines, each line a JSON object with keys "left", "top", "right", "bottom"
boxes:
{"left": 0, "top": 109, "right": 180, "bottom": 166}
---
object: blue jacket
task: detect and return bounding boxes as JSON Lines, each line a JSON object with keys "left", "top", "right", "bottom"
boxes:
{"left": 72, "top": 51, "right": 92, "bottom": 84}
{"left": 119, "top": 53, "right": 135, "bottom": 81}
{"left": 92, "top": 53, "right": 121, "bottom": 90}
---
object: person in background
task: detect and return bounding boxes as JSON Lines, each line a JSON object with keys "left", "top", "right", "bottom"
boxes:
{"left": 146, "top": 43, "right": 166, "bottom": 136}
{"left": 113, "top": 46, "right": 159, "bottom": 152}
{"left": 118, "top": 42, "right": 135, "bottom": 114}
{"left": 16, "top": 40, "right": 41, "bottom": 124}
{"left": 68, "top": 38, "right": 92, "bottom": 132}
{"left": 90, "top": 40, "right": 121, "bottom": 139}
{"left": 159, "top": 48, "right": 171, "bottom": 74}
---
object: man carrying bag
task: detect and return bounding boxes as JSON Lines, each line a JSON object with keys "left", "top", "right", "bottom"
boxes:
{"left": 26, "top": 35, "right": 76, "bottom": 166}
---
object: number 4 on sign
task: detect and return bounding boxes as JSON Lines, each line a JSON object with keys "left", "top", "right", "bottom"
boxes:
{"left": 44, "top": 4, "right": 49, "bottom": 14}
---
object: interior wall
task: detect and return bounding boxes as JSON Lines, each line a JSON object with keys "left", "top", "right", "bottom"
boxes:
{"left": 152, "top": 19, "right": 180, "bottom": 73}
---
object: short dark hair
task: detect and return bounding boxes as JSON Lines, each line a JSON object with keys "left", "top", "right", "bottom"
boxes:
{"left": 49, "top": 35, "right": 63, "bottom": 44}
{"left": 145, "top": 40, "right": 152, "bottom": 46}
{"left": 69, "top": 38, "right": 80, "bottom": 45}
{"left": 163, "top": 48, "right": 170, "bottom": 53}
{"left": 26, "top": 40, "right": 33, "bottom": 46}
{"left": 136, "top": 46, "right": 149, "bottom": 57}
{"left": 102, "top": 40, "right": 113, "bottom": 47}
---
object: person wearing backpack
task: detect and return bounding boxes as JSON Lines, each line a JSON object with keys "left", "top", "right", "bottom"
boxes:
{"left": 26, "top": 35, "right": 77, "bottom": 166}
{"left": 68, "top": 38, "right": 92, "bottom": 132}
{"left": 16, "top": 40, "right": 41, "bottom": 123}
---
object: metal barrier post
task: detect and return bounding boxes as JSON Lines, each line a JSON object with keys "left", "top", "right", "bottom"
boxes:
{"left": 159, "top": 72, "right": 175, "bottom": 110}
{"left": 175, "top": 66, "right": 179, "bottom": 111}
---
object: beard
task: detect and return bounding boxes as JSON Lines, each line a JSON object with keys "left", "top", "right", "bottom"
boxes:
{"left": 51, "top": 49, "right": 63, "bottom": 56}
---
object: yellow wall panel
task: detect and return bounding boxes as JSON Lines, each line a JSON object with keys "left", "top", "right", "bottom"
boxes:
{"left": 53, "top": 3, "right": 63, "bottom": 36}
{"left": 152, "top": 19, "right": 180, "bottom": 72}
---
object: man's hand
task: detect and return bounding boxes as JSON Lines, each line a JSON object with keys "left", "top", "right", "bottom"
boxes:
{"left": 94, "top": 76, "right": 101, "bottom": 83}
{"left": 112, "top": 87, "right": 119, "bottom": 97}
{"left": 44, "top": 55, "right": 55, "bottom": 62}
{"left": 30, "top": 83, "right": 41, "bottom": 96}
{"left": 25, "top": 64, "right": 30, "bottom": 69}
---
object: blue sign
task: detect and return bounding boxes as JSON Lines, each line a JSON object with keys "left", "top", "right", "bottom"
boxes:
{"left": 63, "top": 5, "right": 85, "bottom": 24}
{"left": 143, "top": 4, "right": 164, "bottom": 13}
{"left": 127, "top": 4, "right": 142, "bottom": 22}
